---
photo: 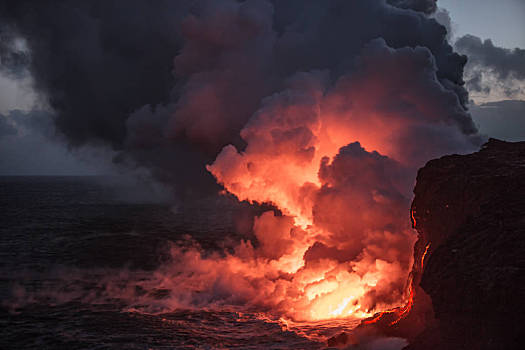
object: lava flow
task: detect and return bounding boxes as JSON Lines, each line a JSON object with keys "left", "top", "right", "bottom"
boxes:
{"left": 421, "top": 243, "right": 431, "bottom": 271}
{"left": 361, "top": 241, "right": 431, "bottom": 327}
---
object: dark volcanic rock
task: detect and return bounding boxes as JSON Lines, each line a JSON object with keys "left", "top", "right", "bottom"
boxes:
{"left": 408, "top": 138, "right": 525, "bottom": 350}
{"left": 328, "top": 139, "right": 525, "bottom": 349}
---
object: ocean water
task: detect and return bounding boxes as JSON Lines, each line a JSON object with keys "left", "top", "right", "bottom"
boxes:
{"left": 0, "top": 176, "right": 359, "bottom": 349}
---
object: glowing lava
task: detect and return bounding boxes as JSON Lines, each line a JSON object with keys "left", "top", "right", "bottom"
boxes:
{"left": 411, "top": 207, "right": 417, "bottom": 228}
{"left": 360, "top": 241, "right": 431, "bottom": 326}
{"left": 421, "top": 243, "right": 431, "bottom": 271}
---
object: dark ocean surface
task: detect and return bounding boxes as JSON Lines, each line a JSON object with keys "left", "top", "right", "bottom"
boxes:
{"left": 0, "top": 176, "right": 361, "bottom": 349}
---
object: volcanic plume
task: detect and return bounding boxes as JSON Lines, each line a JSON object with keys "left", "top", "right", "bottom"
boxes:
{"left": 1, "top": 0, "right": 483, "bottom": 325}
{"left": 156, "top": 38, "right": 478, "bottom": 322}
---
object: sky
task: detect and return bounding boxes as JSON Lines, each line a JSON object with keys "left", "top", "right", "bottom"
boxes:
{"left": 0, "top": 0, "right": 524, "bottom": 176}
{"left": 440, "top": 0, "right": 525, "bottom": 49}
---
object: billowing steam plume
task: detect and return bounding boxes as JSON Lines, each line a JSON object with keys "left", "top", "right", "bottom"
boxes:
{"left": 1, "top": 0, "right": 482, "bottom": 322}
{"left": 181, "top": 39, "right": 478, "bottom": 321}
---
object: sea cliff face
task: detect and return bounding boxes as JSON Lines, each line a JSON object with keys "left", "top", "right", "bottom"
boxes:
{"left": 407, "top": 138, "right": 525, "bottom": 350}
{"left": 328, "top": 139, "right": 525, "bottom": 349}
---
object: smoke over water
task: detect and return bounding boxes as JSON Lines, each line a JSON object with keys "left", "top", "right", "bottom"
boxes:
{"left": 2, "top": 0, "right": 482, "bottom": 337}
{"left": 180, "top": 40, "right": 478, "bottom": 322}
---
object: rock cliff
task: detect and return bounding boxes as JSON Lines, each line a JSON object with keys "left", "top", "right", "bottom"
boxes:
{"left": 328, "top": 139, "right": 525, "bottom": 349}
{"left": 408, "top": 138, "right": 525, "bottom": 349}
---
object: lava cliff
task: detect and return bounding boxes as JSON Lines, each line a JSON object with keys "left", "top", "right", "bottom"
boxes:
{"left": 407, "top": 138, "right": 525, "bottom": 349}
{"left": 328, "top": 139, "right": 525, "bottom": 349}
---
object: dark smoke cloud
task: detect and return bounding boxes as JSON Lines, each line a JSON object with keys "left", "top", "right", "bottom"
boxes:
{"left": 432, "top": 8, "right": 452, "bottom": 41}
{"left": 0, "top": 0, "right": 477, "bottom": 196}
{"left": 0, "top": 0, "right": 193, "bottom": 146}
{"left": 455, "top": 34, "right": 525, "bottom": 98}
{"left": 0, "top": 113, "right": 17, "bottom": 137}
{"left": 456, "top": 35, "right": 525, "bottom": 80}
{"left": 0, "top": 109, "right": 58, "bottom": 143}
{"left": 0, "top": 0, "right": 485, "bottom": 323}
{"left": 0, "top": 25, "right": 30, "bottom": 78}
{"left": 387, "top": 0, "right": 437, "bottom": 14}
{"left": 0, "top": 109, "right": 108, "bottom": 176}
{"left": 6, "top": 109, "right": 55, "bottom": 136}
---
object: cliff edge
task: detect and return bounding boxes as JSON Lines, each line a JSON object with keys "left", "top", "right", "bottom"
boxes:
{"left": 407, "top": 138, "right": 525, "bottom": 349}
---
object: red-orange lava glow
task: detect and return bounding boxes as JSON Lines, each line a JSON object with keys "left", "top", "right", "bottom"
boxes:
{"left": 389, "top": 284, "right": 414, "bottom": 325}
{"left": 410, "top": 208, "right": 417, "bottom": 228}
{"left": 205, "top": 89, "right": 419, "bottom": 321}
{"left": 195, "top": 58, "right": 457, "bottom": 323}
{"left": 421, "top": 243, "right": 431, "bottom": 271}
{"left": 361, "top": 241, "right": 431, "bottom": 327}
{"left": 360, "top": 282, "right": 414, "bottom": 326}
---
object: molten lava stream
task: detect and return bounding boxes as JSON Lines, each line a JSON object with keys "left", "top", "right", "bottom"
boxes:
{"left": 361, "top": 242, "right": 431, "bottom": 327}
{"left": 421, "top": 243, "right": 431, "bottom": 271}
{"left": 274, "top": 316, "right": 363, "bottom": 342}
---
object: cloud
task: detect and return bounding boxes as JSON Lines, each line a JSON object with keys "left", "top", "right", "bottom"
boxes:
{"left": 455, "top": 34, "right": 525, "bottom": 102}
{"left": 0, "top": 113, "right": 17, "bottom": 137}
{"left": 0, "top": 0, "right": 194, "bottom": 146}
{"left": 0, "top": 24, "right": 30, "bottom": 78}
{"left": 0, "top": 109, "right": 115, "bottom": 175}
{"left": 0, "top": 0, "right": 487, "bottom": 329}
{"left": 0, "top": 0, "right": 476, "bottom": 196}
{"left": 432, "top": 7, "right": 453, "bottom": 41}
{"left": 203, "top": 39, "right": 479, "bottom": 320}
{"left": 387, "top": 0, "right": 437, "bottom": 14}
{"left": 0, "top": 72, "right": 37, "bottom": 114}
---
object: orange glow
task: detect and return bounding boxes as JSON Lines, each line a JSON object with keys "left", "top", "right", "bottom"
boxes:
{"left": 201, "top": 75, "right": 421, "bottom": 322}
{"left": 421, "top": 243, "right": 431, "bottom": 271}
{"left": 205, "top": 107, "right": 416, "bottom": 321}
{"left": 359, "top": 283, "right": 414, "bottom": 326}
{"left": 133, "top": 35, "right": 477, "bottom": 333}
{"left": 410, "top": 207, "right": 417, "bottom": 228}
{"left": 362, "top": 311, "right": 390, "bottom": 325}
{"left": 390, "top": 283, "right": 414, "bottom": 325}
{"left": 360, "top": 241, "right": 431, "bottom": 327}
{"left": 163, "top": 67, "right": 458, "bottom": 324}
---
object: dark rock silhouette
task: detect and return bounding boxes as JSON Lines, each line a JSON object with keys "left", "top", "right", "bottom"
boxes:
{"left": 329, "top": 138, "right": 525, "bottom": 349}
{"left": 407, "top": 138, "right": 525, "bottom": 349}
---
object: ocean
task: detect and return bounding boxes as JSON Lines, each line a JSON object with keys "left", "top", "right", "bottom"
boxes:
{"left": 0, "top": 176, "right": 359, "bottom": 349}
